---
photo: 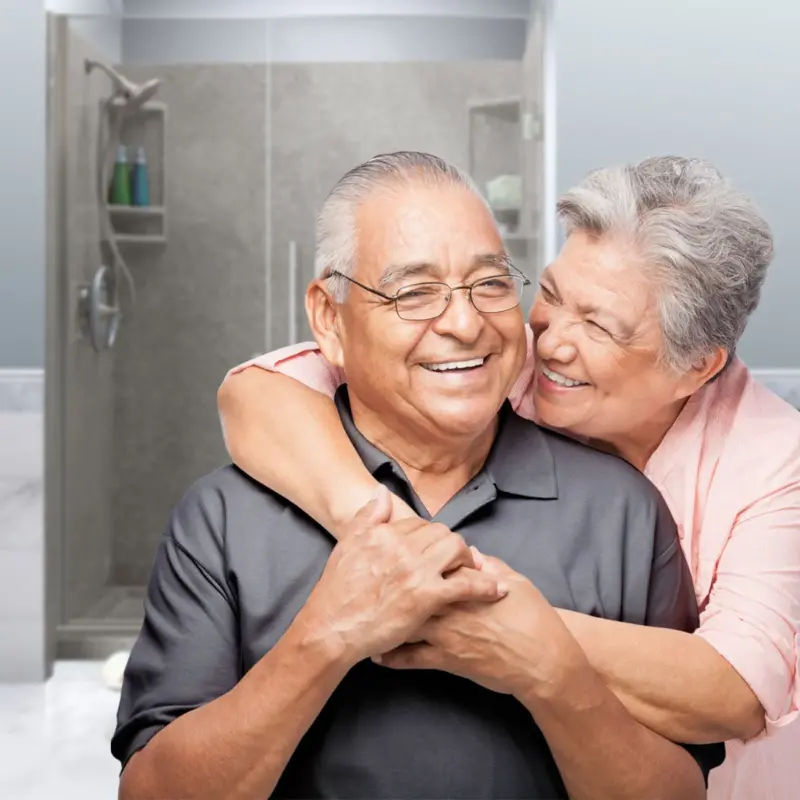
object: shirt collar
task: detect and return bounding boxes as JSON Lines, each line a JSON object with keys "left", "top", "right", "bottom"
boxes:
{"left": 335, "top": 389, "right": 558, "bottom": 501}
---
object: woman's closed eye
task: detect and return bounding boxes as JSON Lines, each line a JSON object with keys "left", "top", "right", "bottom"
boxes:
{"left": 538, "top": 284, "right": 558, "bottom": 303}
{"left": 586, "top": 319, "right": 611, "bottom": 335}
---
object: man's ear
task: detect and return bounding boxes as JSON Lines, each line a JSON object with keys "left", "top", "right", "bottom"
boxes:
{"left": 306, "top": 279, "right": 345, "bottom": 368}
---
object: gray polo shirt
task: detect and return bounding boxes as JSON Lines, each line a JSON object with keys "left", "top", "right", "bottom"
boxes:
{"left": 112, "top": 389, "right": 724, "bottom": 797}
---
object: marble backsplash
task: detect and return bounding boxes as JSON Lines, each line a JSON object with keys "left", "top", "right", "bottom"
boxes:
{"left": 0, "top": 369, "right": 45, "bottom": 681}
{"left": 0, "top": 370, "right": 44, "bottom": 481}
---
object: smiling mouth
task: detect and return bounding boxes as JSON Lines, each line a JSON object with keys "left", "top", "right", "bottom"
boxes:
{"left": 421, "top": 356, "right": 487, "bottom": 373}
{"left": 541, "top": 365, "right": 589, "bottom": 388}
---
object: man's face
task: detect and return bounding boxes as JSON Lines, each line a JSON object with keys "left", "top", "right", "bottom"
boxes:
{"left": 331, "top": 182, "right": 526, "bottom": 443}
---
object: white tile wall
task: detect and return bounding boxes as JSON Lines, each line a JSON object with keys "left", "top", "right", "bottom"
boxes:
{"left": 751, "top": 368, "right": 800, "bottom": 410}
{"left": 0, "top": 369, "right": 46, "bottom": 682}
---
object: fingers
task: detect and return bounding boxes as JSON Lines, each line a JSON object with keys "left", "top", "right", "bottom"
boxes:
{"left": 344, "top": 486, "right": 419, "bottom": 540}
{"left": 474, "top": 552, "right": 516, "bottom": 578}
{"left": 362, "top": 484, "right": 393, "bottom": 524}
{"left": 470, "top": 545, "right": 484, "bottom": 569}
{"left": 424, "top": 530, "right": 476, "bottom": 574}
{"left": 373, "top": 643, "right": 439, "bottom": 671}
{"left": 440, "top": 569, "right": 508, "bottom": 606}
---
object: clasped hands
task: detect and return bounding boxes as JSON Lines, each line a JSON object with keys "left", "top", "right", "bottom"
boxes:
{"left": 300, "top": 486, "right": 584, "bottom": 700}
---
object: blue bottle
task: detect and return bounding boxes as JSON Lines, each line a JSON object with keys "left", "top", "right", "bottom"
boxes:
{"left": 131, "top": 146, "right": 150, "bottom": 207}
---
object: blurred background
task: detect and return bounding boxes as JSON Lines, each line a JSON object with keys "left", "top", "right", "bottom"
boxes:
{"left": 1, "top": 1, "right": 799, "bottom": 797}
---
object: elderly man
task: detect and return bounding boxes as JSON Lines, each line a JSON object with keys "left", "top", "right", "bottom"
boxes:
{"left": 113, "top": 152, "right": 723, "bottom": 799}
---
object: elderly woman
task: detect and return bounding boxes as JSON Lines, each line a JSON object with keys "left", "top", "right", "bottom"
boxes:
{"left": 217, "top": 156, "right": 800, "bottom": 799}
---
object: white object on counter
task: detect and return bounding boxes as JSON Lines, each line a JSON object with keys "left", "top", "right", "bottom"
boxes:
{"left": 101, "top": 650, "right": 130, "bottom": 691}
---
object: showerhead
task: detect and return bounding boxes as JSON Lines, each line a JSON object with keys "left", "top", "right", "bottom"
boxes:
{"left": 124, "top": 77, "right": 160, "bottom": 112}
{"left": 85, "top": 58, "right": 161, "bottom": 111}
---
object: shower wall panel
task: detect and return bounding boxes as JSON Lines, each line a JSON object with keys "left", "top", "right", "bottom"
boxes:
{"left": 268, "top": 60, "right": 523, "bottom": 348}
{"left": 111, "top": 65, "right": 268, "bottom": 584}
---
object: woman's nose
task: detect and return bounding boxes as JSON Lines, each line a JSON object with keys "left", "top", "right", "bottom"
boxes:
{"left": 535, "top": 316, "right": 578, "bottom": 363}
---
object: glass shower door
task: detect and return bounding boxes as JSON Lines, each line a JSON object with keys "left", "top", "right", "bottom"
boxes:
{"left": 48, "top": 4, "right": 548, "bottom": 660}
{"left": 264, "top": 11, "right": 547, "bottom": 349}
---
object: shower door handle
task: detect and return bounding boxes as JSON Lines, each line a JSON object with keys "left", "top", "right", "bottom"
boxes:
{"left": 288, "top": 240, "right": 299, "bottom": 345}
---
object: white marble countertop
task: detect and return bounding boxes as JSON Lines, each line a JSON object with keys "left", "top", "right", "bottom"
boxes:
{"left": 0, "top": 661, "right": 121, "bottom": 799}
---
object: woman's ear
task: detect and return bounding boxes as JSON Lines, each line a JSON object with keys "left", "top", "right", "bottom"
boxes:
{"left": 693, "top": 346, "right": 728, "bottom": 386}
{"left": 675, "top": 346, "right": 728, "bottom": 399}
{"left": 306, "top": 279, "right": 345, "bottom": 368}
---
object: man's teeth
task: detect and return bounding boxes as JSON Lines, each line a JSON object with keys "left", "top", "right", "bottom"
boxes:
{"left": 424, "top": 357, "right": 485, "bottom": 372}
{"left": 542, "top": 365, "right": 587, "bottom": 387}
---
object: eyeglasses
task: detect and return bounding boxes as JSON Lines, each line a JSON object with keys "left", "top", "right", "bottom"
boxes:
{"left": 328, "top": 269, "right": 531, "bottom": 321}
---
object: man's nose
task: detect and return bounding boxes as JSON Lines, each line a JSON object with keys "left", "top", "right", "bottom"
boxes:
{"left": 431, "top": 288, "right": 483, "bottom": 343}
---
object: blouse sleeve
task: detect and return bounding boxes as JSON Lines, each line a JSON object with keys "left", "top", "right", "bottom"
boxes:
{"left": 227, "top": 342, "right": 344, "bottom": 398}
{"left": 695, "top": 479, "right": 800, "bottom": 733}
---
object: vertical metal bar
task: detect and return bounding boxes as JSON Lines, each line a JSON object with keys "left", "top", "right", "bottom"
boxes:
{"left": 288, "top": 240, "right": 298, "bottom": 345}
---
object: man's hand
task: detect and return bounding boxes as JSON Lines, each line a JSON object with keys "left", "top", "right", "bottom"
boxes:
{"left": 375, "top": 554, "right": 589, "bottom": 699}
{"left": 297, "top": 487, "right": 509, "bottom": 668}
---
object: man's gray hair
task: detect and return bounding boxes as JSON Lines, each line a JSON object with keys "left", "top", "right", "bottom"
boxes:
{"left": 315, "top": 151, "right": 487, "bottom": 301}
{"left": 557, "top": 156, "right": 774, "bottom": 372}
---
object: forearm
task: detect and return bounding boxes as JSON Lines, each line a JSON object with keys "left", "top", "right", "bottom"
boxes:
{"left": 120, "top": 620, "right": 349, "bottom": 800}
{"left": 522, "top": 666, "right": 706, "bottom": 800}
{"left": 218, "top": 369, "right": 377, "bottom": 533}
{"left": 559, "top": 610, "right": 765, "bottom": 742}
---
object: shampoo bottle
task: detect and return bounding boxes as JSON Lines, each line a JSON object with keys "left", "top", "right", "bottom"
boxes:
{"left": 131, "top": 146, "right": 150, "bottom": 207}
{"left": 110, "top": 144, "right": 131, "bottom": 206}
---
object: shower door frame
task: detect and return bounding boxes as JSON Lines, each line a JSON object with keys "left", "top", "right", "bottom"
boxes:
{"left": 44, "top": 12, "right": 69, "bottom": 675}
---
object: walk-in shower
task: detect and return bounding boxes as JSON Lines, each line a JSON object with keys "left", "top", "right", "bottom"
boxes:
{"left": 46, "top": 4, "right": 551, "bottom": 660}
{"left": 80, "top": 59, "right": 162, "bottom": 352}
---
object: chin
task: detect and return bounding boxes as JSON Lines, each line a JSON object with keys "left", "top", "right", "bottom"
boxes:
{"left": 534, "top": 405, "right": 588, "bottom": 437}
{"left": 423, "top": 399, "right": 501, "bottom": 438}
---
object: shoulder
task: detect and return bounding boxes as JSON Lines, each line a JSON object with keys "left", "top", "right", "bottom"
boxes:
{"left": 542, "top": 425, "right": 664, "bottom": 505}
{"left": 710, "top": 362, "right": 800, "bottom": 490}
{"left": 168, "top": 465, "right": 293, "bottom": 555}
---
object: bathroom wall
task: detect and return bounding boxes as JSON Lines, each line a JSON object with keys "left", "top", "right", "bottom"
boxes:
{"left": 0, "top": 376, "right": 45, "bottom": 681}
{"left": 60, "top": 21, "right": 117, "bottom": 620}
{"left": 0, "top": 2, "right": 46, "bottom": 368}
{"left": 556, "top": 0, "right": 800, "bottom": 369}
{"left": 110, "top": 64, "right": 268, "bottom": 584}
{"left": 268, "top": 60, "right": 525, "bottom": 346}
{"left": 0, "top": 1, "right": 47, "bottom": 680}
{"left": 108, "top": 59, "right": 523, "bottom": 584}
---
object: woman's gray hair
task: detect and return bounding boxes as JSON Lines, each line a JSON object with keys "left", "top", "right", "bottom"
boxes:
{"left": 557, "top": 156, "right": 774, "bottom": 372}
{"left": 315, "top": 151, "right": 486, "bottom": 301}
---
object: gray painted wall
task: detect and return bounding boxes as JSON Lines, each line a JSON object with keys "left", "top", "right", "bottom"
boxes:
{"left": 556, "top": 0, "right": 800, "bottom": 367}
{"left": 0, "top": 2, "right": 46, "bottom": 367}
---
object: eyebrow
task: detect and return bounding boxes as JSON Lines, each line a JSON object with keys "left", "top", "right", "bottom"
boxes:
{"left": 378, "top": 253, "right": 513, "bottom": 288}
{"left": 539, "top": 267, "right": 559, "bottom": 297}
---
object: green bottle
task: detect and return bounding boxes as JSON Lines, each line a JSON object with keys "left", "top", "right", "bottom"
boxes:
{"left": 110, "top": 144, "right": 131, "bottom": 206}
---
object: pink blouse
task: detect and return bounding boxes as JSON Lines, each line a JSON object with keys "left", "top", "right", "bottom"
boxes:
{"left": 232, "top": 328, "right": 800, "bottom": 799}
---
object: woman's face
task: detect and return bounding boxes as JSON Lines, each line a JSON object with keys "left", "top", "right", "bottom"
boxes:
{"left": 529, "top": 230, "right": 702, "bottom": 453}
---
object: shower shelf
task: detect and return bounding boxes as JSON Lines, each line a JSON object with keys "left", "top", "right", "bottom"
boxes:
{"left": 106, "top": 204, "right": 165, "bottom": 217}
{"left": 103, "top": 97, "right": 168, "bottom": 245}
{"left": 114, "top": 233, "right": 167, "bottom": 245}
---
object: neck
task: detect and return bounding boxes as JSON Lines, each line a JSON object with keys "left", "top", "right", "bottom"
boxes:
{"left": 350, "top": 403, "right": 498, "bottom": 516}
{"left": 591, "top": 397, "right": 689, "bottom": 471}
